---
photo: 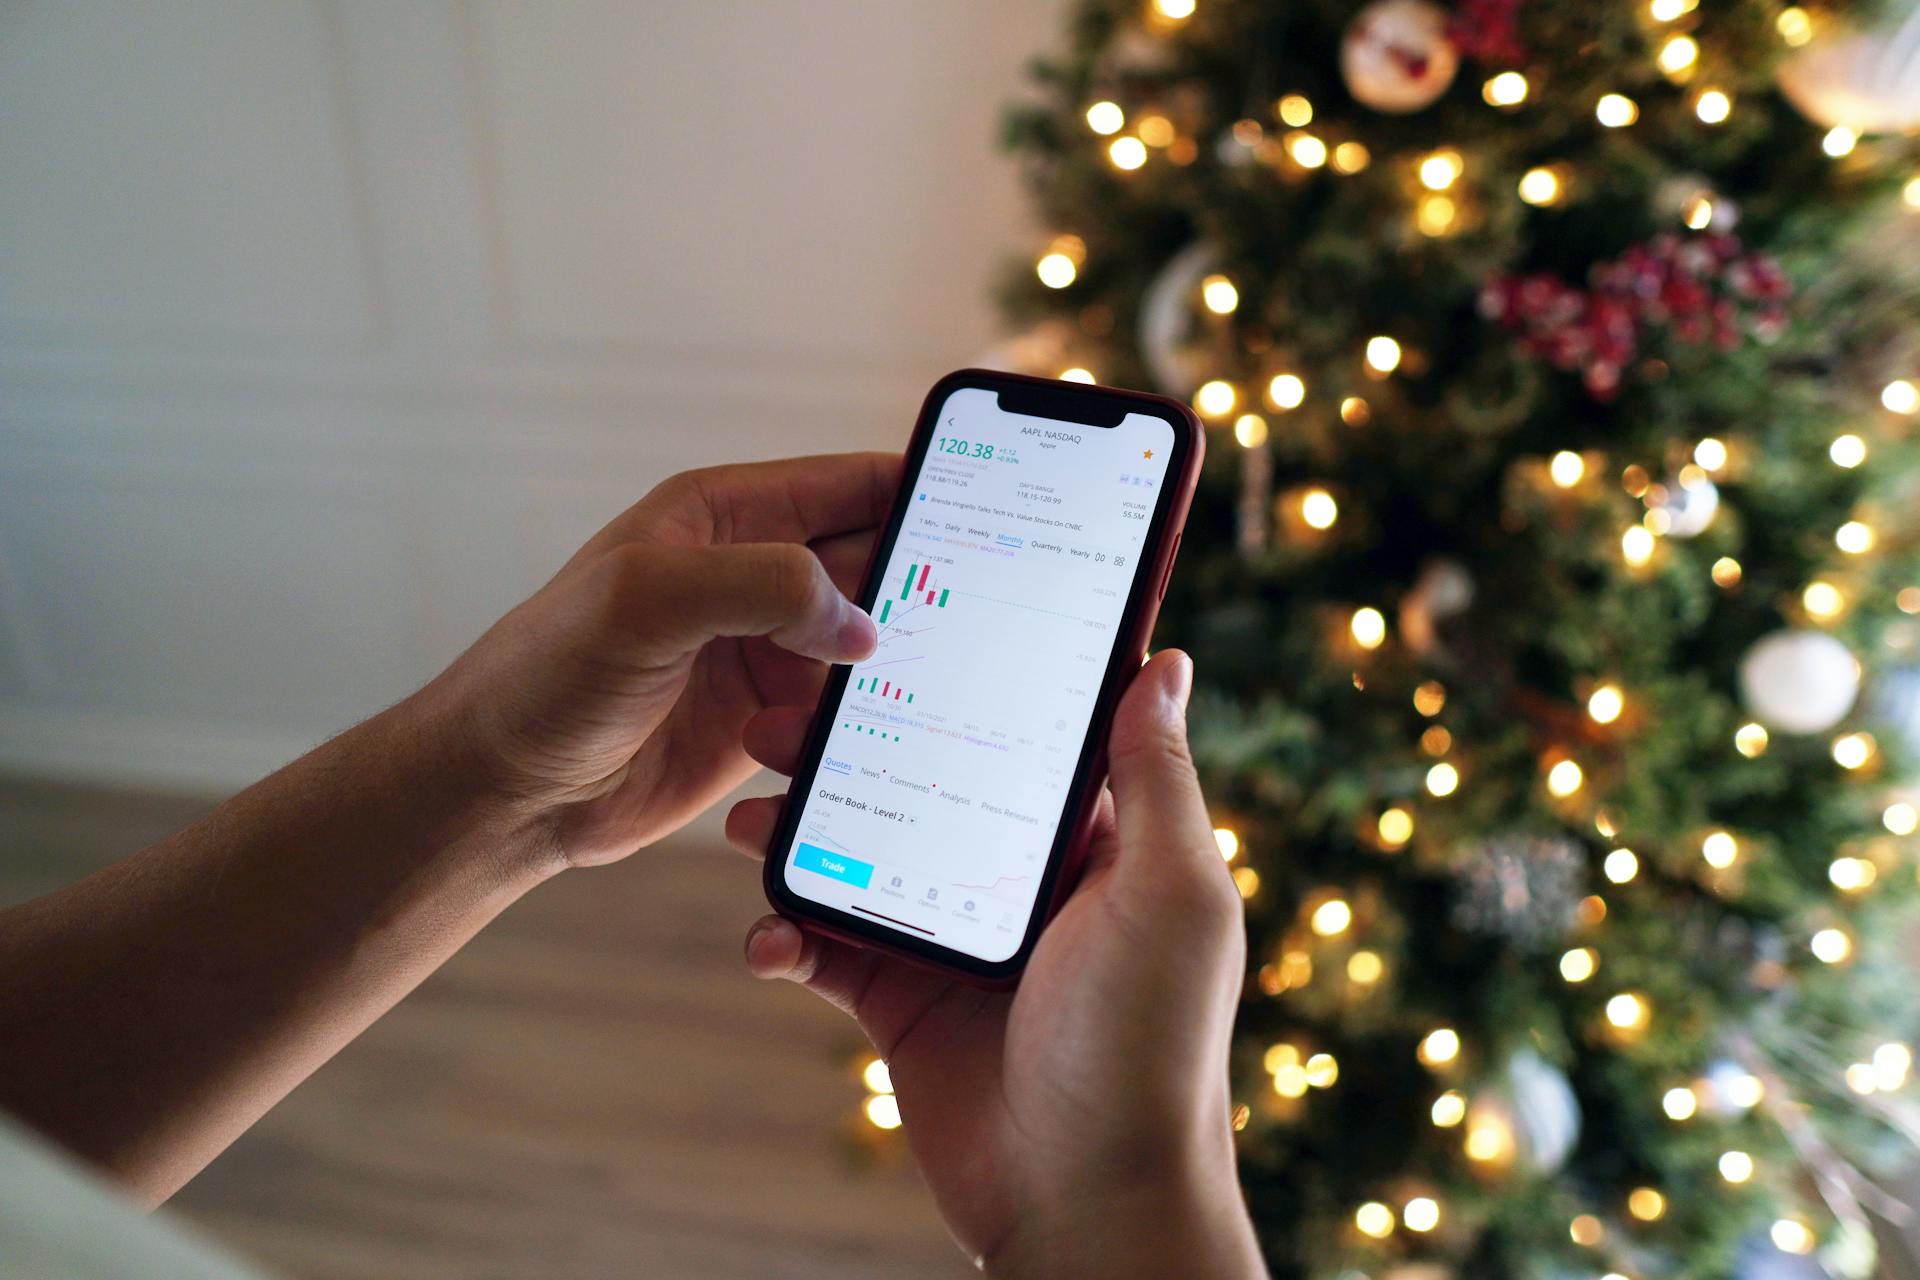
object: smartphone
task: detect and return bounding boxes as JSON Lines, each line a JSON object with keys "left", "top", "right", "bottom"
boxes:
{"left": 761, "top": 369, "right": 1203, "bottom": 984}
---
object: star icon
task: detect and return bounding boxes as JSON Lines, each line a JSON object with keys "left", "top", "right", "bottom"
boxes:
{"left": 1142, "top": 449, "right": 1154, "bottom": 459}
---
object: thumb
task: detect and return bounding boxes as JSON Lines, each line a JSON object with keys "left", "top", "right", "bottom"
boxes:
{"left": 1105, "top": 650, "right": 1220, "bottom": 882}
{"left": 591, "top": 542, "right": 877, "bottom": 664}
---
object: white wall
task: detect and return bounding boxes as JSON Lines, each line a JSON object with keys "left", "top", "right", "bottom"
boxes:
{"left": 0, "top": 0, "right": 1064, "bottom": 792}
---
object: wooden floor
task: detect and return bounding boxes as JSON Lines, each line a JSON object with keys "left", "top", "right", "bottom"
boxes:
{"left": 0, "top": 776, "right": 976, "bottom": 1280}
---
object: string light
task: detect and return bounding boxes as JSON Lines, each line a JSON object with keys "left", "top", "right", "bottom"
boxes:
{"left": 1884, "top": 379, "right": 1920, "bottom": 414}
{"left": 1518, "top": 166, "right": 1562, "bottom": 206}
{"left": 1622, "top": 526, "right": 1656, "bottom": 567}
{"left": 1550, "top": 450, "right": 1586, "bottom": 487}
{"left": 1416, "top": 194, "right": 1457, "bottom": 237}
{"left": 1273, "top": 1058, "right": 1309, "bottom": 1097}
{"left": 1137, "top": 115, "right": 1175, "bottom": 148}
{"left": 1403, "top": 1197, "right": 1440, "bottom": 1232}
{"left": 1735, "top": 722, "right": 1770, "bottom": 757}
{"left": 1772, "top": 1219, "right": 1815, "bottom": 1254}
{"left": 1702, "top": 830, "right": 1739, "bottom": 868}
{"left": 1718, "top": 1150, "right": 1755, "bottom": 1183}
{"left": 1658, "top": 35, "right": 1699, "bottom": 76}
{"left": 1907, "top": 175, "right": 1920, "bottom": 209}
{"left": 1276, "top": 94, "right": 1313, "bottom": 127}
{"left": 1233, "top": 865, "right": 1260, "bottom": 898}
{"left": 1903, "top": 588, "right": 1920, "bottom": 614}
{"left": 1884, "top": 802, "right": 1919, "bottom": 835}
{"left": 1305, "top": 1052, "right": 1340, "bottom": 1087}
{"left": 1725, "top": 1072, "right": 1764, "bottom": 1109}
{"left": 1596, "top": 94, "right": 1640, "bottom": 128}
{"left": 1560, "top": 947, "right": 1598, "bottom": 982}
{"left": 1803, "top": 580, "right": 1844, "bottom": 621}
{"left": 1683, "top": 193, "right": 1716, "bottom": 230}
{"left": 1832, "top": 732, "right": 1874, "bottom": 769}
{"left": 1427, "top": 762, "right": 1460, "bottom": 797}
{"left": 1628, "top": 1187, "right": 1667, "bottom": 1221}
{"left": 1350, "top": 607, "right": 1386, "bottom": 649}
{"left": 863, "top": 1057, "right": 893, "bottom": 1094}
{"left": 1830, "top": 433, "right": 1867, "bottom": 467}
{"left": 1332, "top": 141, "right": 1371, "bottom": 174}
{"left": 1194, "top": 379, "right": 1237, "bottom": 417}
{"left": 1058, "top": 367, "right": 1096, "bottom": 384}
{"left": 1108, "top": 136, "right": 1148, "bottom": 170}
{"left": 1650, "top": 0, "right": 1698, "bottom": 20}
{"left": 1874, "top": 1042, "right": 1912, "bottom": 1089}
{"left": 1547, "top": 759, "right": 1585, "bottom": 797}
{"left": 1606, "top": 992, "right": 1650, "bottom": 1030}
{"left": 1587, "top": 684, "right": 1624, "bottom": 724}
{"left": 1431, "top": 1090, "right": 1467, "bottom": 1126}
{"left": 1311, "top": 897, "right": 1353, "bottom": 936}
{"left": 1694, "top": 89, "right": 1732, "bottom": 124}
{"left": 1269, "top": 372, "right": 1306, "bottom": 409}
{"left": 1214, "top": 827, "right": 1239, "bottom": 860}
{"left": 1483, "top": 71, "right": 1529, "bottom": 107}
{"left": 1355, "top": 1201, "right": 1395, "bottom": 1238}
{"left": 1828, "top": 856, "right": 1876, "bottom": 891}
{"left": 1823, "top": 125, "right": 1858, "bottom": 158}
{"left": 1201, "top": 274, "right": 1239, "bottom": 314}
{"left": 1466, "top": 1115, "right": 1512, "bottom": 1162}
{"left": 1846, "top": 1062, "right": 1877, "bottom": 1095}
{"left": 1421, "top": 726, "right": 1452, "bottom": 755}
{"left": 1037, "top": 252, "right": 1078, "bottom": 289}
{"left": 1419, "top": 149, "right": 1463, "bottom": 191}
{"left": 1811, "top": 927, "right": 1852, "bottom": 964}
{"left": 1663, "top": 1085, "right": 1698, "bottom": 1119}
{"left": 1836, "top": 520, "right": 1875, "bottom": 554}
{"left": 1777, "top": 6, "right": 1814, "bottom": 45}
{"left": 1152, "top": 0, "right": 1196, "bottom": 18}
{"left": 1712, "top": 556, "right": 1743, "bottom": 587}
{"left": 1233, "top": 414, "right": 1268, "bottom": 448}
{"left": 864, "top": 1092, "right": 902, "bottom": 1128}
{"left": 1348, "top": 950, "right": 1385, "bottom": 983}
{"left": 1605, "top": 848, "right": 1639, "bottom": 883}
{"left": 1694, "top": 437, "right": 1728, "bottom": 470}
{"left": 1286, "top": 131, "right": 1328, "bottom": 168}
{"left": 1085, "top": 101, "right": 1125, "bottom": 136}
{"left": 1578, "top": 894, "right": 1608, "bottom": 926}
{"left": 1570, "top": 1215, "right": 1605, "bottom": 1247}
{"left": 1340, "top": 396, "right": 1371, "bottom": 425}
{"left": 1414, "top": 681, "right": 1446, "bottom": 715}
{"left": 1419, "top": 1027, "right": 1461, "bottom": 1066}
{"left": 1365, "top": 336, "right": 1402, "bottom": 374}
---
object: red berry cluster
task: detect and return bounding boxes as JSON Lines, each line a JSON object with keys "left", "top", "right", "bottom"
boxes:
{"left": 1449, "top": 0, "right": 1527, "bottom": 66}
{"left": 1479, "top": 232, "right": 1791, "bottom": 399}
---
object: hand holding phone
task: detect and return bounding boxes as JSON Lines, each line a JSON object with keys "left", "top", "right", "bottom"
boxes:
{"left": 728, "top": 652, "right": 1265, "bottom": 1280}
{"left": 761, "top": 371, "right": 1203, "bottom": 980}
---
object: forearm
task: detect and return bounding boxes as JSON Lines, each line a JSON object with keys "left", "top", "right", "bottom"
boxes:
{"left": 0, "top": 692, "right": 554, "bottom": 1203}
{"left": 986, "top": 1172, "right": 1267, "bottom": 1280}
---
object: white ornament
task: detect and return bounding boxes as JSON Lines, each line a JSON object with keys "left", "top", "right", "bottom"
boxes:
{"left": 1400, "top": 558, "right": 1475, "bottom": 658}
{"left": 1341, "top": 0, "right": 1460, "bottom": 114}
{"left": 1739, "top": 629, "right": 1862, "bottom": 734}
{"left": 1659, "top": 475, "right": 1719, "bottom": 538}
{"left": 1138, "top": 241, "right": 1219, "bottom": 398}
{"left": 1777, "top": 4, "right": 1920, "bottom": 133}
{"left": 1478, "top": 1048, "right": 1580, "bottom": 1175}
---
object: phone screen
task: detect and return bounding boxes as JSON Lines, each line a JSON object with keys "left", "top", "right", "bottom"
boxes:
{"left": 776, "top": 384, "right": 1178, "bottom": 964}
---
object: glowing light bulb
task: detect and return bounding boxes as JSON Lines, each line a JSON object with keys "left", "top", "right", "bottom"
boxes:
{"left": 1137, "top": 115, "right": 1175, "bottom": 147}
{"left": 1301, "top": 487, "right": 1338, "bottom": 529}
{"left": 1431, "top": 1090, "right": 1467, "bottom": 1126}
{"left": 1829, "top": 856, "right": 1875, "bottom": 891}
{"left": 1628, "top": 1187, "right": 1667, "bottom": 1221}
{"left": 1884, "top": 379, "right": 1919, "bottom": 414}
{"left": 865, "top": 1093, "right": 902, "bottom": 1129}
{"left": 1604, "top": 848, "right": 1639, "bottom": 883}
{"left": 1310, "top": 897, "right": 1353, "bottom": 937}
{"left": 1304, "top": 1052, "right": 1339, "bottom": 1088}
{"left": 1276, "top": 94, "right": 1313, "bottom": 127}
{"left": 1712, "top": 556, "right": 1743, "bottom": 587}
{"left": 1348, "top": 950, "right": 1384, "bottom": 983}
{"left": 1273, "top": 1061, "right": 1309, "bottom": 1097}
{"left": 1772, "top": 1219, "right": 1815, "bottom": 1254}
{"left": 1286, "top": 131, "right": 1327, "bottom": 168}
{"left": 1426, "top": 762, "right": 1459, "bottom": 797}
{"left": 1350, "top": 607, "right": 1386, "bottom": 650}
{"left": 1213, "top": 827, "right": 1239, "bottom": 860}
{"left": 1702, "top": 830, "right": 1738, "bottom": 868}
{"left": 1550, "top": 450, "right": 1585, "bottom": 487}
{"left": 1085, "top": 101, "right": 1125, "bottom": 136}
{"left": 1419, "top": 1027, "right": 1461, "bottom": 1066}
{"left": 1885, "top": 802, "right": 1919, "bottom": 835}
{"left": 1907, "top": 175, "right": 1920, "bottom": 209}
{"left": 1268, "top": 372, "right": 1306, "bottom": 409}
{"left": 1663, "top": 1085, "right": 1698, "bottom": 1120}
{"left": 1232, "top": 413, "right": 1268, "bottom": 448}
{"left": 1365, "top": 336, "right": 1402, "bottom": 374}
{"left": 1560, "top": 947, "right": 1598, "bottom": 982}
{"left": 1719, "top": 1150, "right": 1755, "bottom": 1183}
{"left": 1404, "top": 1197, "right": 1440, "bottom": 1232}
{"left": 1587, "top": 684, "right": 1623, "bottom": 724}
{"left": 1058, "top": 367, "right": 1095, "bottom": 384}
{"left": 1830, "top": 433, "right": 1867, "bottom": 467}
{"left": 1832, "top": 732, "right": 1874, "bottom": 770}
{"left": 1466, "top": 1117, "right": 1511, "bottom": 1162}
{"left": 1194, "top": 379, "right": 1237, "bottom": 417}
{"left": 1419, "top": 149, "right": 1463, "bottom": 191}
{"left": 1233, "top": 865, "right": 1260, "bottom": 899}
{"left": 1824, "top": 125, "right": 1858, "bottom": 157}
{"left": 1340, "top": 396, "right": 1370, "bottom": 425}
{"left": 1201, "top": 274, "right": 1239, "bottom": 314}
{"left": 1725, "top": 1073, "right": 1764, "bottom": 1109}
{"left": 1606, "top": 992, "right": 1649, "bottom": 1029}
{"left": 1695, "top": 88, "right": 1732, "bottom": 124}
{"left": 1416, "top": 194, "right": 1456, "bottom": 237}
{"left": 1658, "top": 35, "right": 1699, "bottom": 75}
{"left": 1518, "top": 167, "right": 1561, "bottom": 206}
{"left": 1694, "top": 437, "right": 1728, "bottom": 470}
{"left": 1735, "top": 722, "right": 1769, "bottom": 757}
{"left": 1355, "top": 1201, "right": 1395, "bottom": 1238}
{"left": 1811, "top": 927, "right": 1852, "bottom": 964}
{"left": 1777, "top": 6, "right": 1814, "bottom": 45}
{"left": 1873, "top": 1042, "right": 1911, "bottom": 1090}
{"left": 1622, "top": 526, "right": 1656, "bottom": 567}
{"left": 1547, "top": 759, "right": 1584, "bottom": 797}
{"left": 1836, "top": 520, "right": 1875, "bottom": 554}
{"left": 1803, "top": 580, "right": 1844, "bottom": 620}
{"left": 1332, "top": 141, "right": 1371, "bottom": 174}
{"left": 1036, "top": 253, "right": 1078, "bottom": 289}
{"left": 1596, "top": 94, "right": 1639, "bottom": 128}
{"left": 1108, "top": 136, "right": 1148, "bottom": 170}
{"left": 1483, "top": 72, "right": 1529, "bottom": 106}
{"left": 1153, "top": 0, "right": 1196, "bottom": 18}
{"left": 1650, "top": 0, "right": 1698, "bottom": 19}
{"left": 1413, "top": 681, "right": 1446, "bottom": 716}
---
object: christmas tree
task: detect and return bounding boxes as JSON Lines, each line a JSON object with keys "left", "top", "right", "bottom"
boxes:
{"left": 990, "top": 0, "right": 1920, "bottom": 1274}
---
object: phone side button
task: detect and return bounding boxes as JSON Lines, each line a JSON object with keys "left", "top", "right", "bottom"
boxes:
{"left": 1157, "top": 534, "right": 1181, "bottom": 599}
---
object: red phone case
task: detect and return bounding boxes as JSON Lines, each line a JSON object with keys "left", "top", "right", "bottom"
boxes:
{"left": 761, "top": 369, "right": 1203, "bottom": 987}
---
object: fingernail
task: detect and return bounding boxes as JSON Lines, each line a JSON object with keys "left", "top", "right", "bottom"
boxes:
{"left": 1165, "top": 650, "right": 1194, "bottom": 713}
{"left": 744, "top": 920, "right": 774, "bottom": 966}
